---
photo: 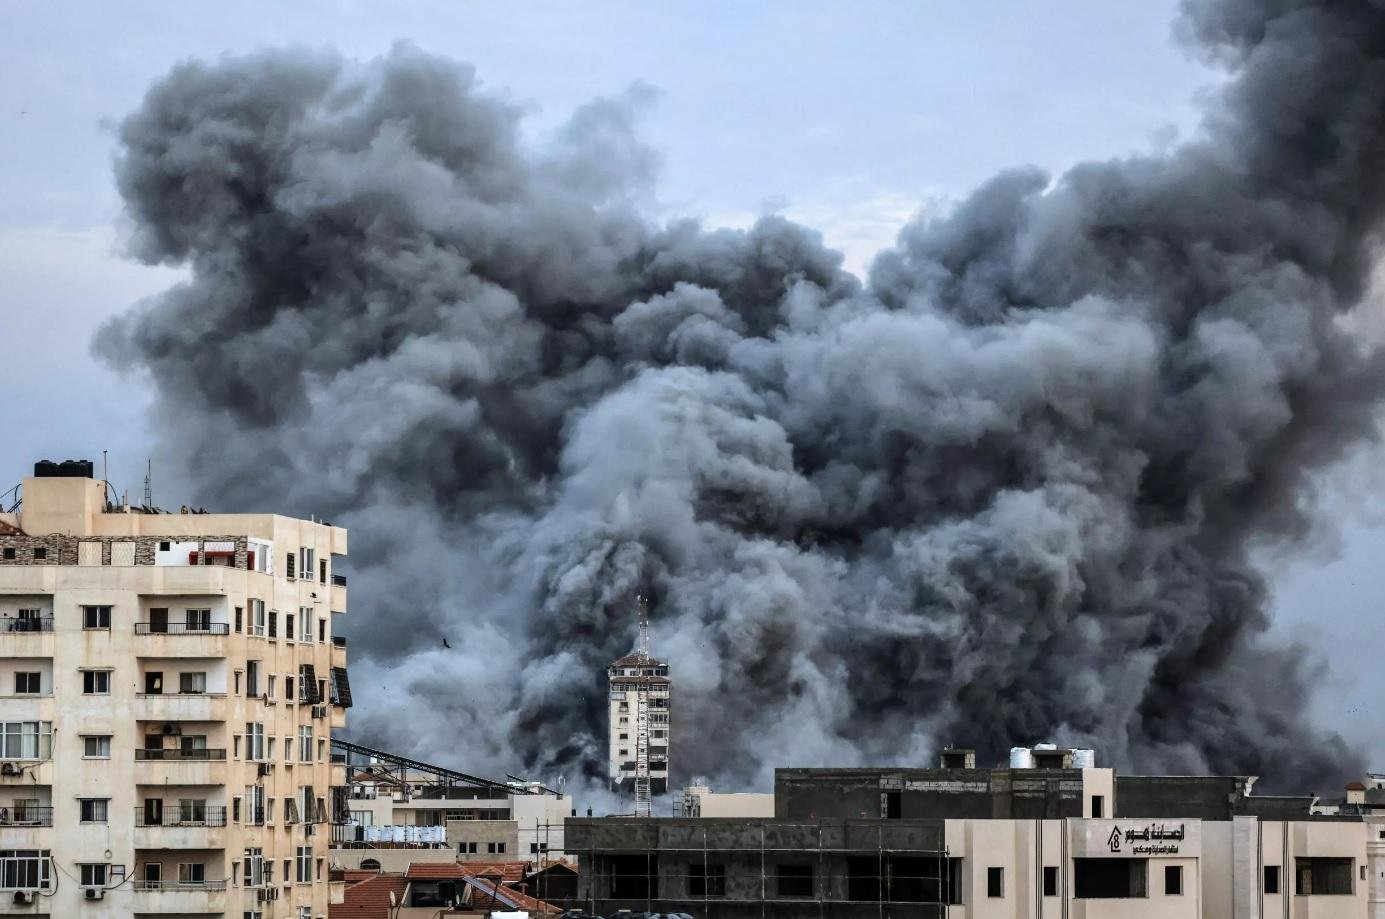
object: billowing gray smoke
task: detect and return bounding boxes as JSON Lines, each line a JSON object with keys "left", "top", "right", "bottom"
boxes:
{"left": 99, "top": 0, "right": 1385, "bottom": 792}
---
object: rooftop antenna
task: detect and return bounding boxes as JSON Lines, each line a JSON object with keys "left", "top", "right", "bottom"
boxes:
{"left": 143, "top": 459, "right": 152, "bottom": 509}
{"left": 633, "top": 594, "right": 652, "bottom": 818}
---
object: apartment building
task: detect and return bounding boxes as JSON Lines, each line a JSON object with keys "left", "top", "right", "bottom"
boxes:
{"left": 0, "top": 461, "right": 353, "bottom": 918}
{"left": 607, "top": 652, "right": 670, "bottom": 797}
{"left": 567, "top": 746, "right": 1378, "bottom": 919}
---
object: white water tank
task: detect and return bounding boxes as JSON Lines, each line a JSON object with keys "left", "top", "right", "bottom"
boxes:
{"left": 1071, "top": 748, "right": 1096, "bottom": 769}
{"left": 1033, "top": 742, "right": 1058, "bottom": 751}
{"left": 1009, "top": 746, "right": 1034, "bottom": 769}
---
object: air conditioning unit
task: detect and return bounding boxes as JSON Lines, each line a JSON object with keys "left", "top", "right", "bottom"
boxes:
{"left": 256, "top": 888, "right": 269, "bottom": 903}
{"left": 257, "top": 762, "right": 272, "bottom": 777}
{"left": 0, "top": 763, "right": 19, "bottom": 776}
{"left": 84, "top": 888, "right": 104, "bottom": 900}
{"left": 11, "top": 890, "right": 32, "bottom": 904}
{"left": 161, "top": 723, "right": 180, "bottom": 735}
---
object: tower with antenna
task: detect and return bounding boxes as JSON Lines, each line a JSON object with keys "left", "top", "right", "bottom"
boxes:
{"left": 607, "top": 595, "right": 671, "bottom": 811}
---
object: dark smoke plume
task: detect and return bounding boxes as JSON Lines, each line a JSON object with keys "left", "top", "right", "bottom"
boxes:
{"left": 99, "top": 0, "right": 1385, "bottom": 792}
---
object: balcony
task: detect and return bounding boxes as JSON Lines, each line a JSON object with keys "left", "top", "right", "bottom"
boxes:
{"left": 133, "top": 807, "right": 228, "bottom": 849}
{"left": 131, "top": 879, "right": 228, "bottom": 913}
{"left": 134, "top": 806, "right": 227, "bottom": 827}
{"left": 0, "top": 618, "right": 54, "bottom": 658}
{"left": 135, "top": 622, "right": 230, "bottom": 635}
{"left": 133, "top": 622, "right": 228, "bottom": 657}
{"left": 135, "top": 748, "right": 228, "bottom": 785}
{"left": 135, "top": 692, "right": 227, "bottom": 721}
{"left": 0, "top": 807, "right": 51, "bottom": 827}
{"left": 135, "top": 748, "right": 226, "bottom": 761}
{"left": 0, "top": 618, "right": 51, "bottom": 634}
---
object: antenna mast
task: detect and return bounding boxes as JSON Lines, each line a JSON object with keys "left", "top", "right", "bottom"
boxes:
{"left": 143, "top": 459, "right": 152, "bottom": 508}
{"left": 633, "top": 595, "right": 652, "bottom": 818}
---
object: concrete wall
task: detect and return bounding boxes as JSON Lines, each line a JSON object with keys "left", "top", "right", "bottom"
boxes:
{"left": 447, "top": 818, "right": 519, "bottom": 859}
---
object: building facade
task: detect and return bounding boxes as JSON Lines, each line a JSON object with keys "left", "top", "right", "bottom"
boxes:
{"left": 0, "top": 463, "right": 352, "bottom": 918}
{"left": 567, "top": 747, "right": 1378, "bottom": 918}
{"left": 607, "top": 652, "right": 670, "bottom": 797}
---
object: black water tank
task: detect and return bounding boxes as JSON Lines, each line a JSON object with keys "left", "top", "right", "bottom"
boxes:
{"left": 59, "top": 460, "right": 94, "bottom": 478}
{"left": 32, "top": 460, "right": 60, "bottom": 478}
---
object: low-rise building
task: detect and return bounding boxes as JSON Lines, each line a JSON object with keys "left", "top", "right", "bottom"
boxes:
{"left": 675, "top": 784, "right": 775, "bottom": 818}
{"left": 566, "top": 745, "right": 1379, "bottom": 918}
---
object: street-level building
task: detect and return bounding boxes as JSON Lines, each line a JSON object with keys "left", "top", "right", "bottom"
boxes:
{"left": 566, "top": 746, "right": 1378, "bottom": 919}
{"left": 0, "top": 461, "right": 353, "bottom": 918}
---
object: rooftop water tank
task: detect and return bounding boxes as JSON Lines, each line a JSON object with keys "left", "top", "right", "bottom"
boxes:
{"left": 1071, "top": 748, "right": 1096, "bottom": 769}
{"left": 1009, "top": 746, "right": 1034, "bottom": 769}
{"left": 1033, "top": 742, "right": 1058, "bottom": 751}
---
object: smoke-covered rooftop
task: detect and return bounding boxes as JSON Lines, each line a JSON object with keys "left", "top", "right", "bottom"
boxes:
{"left": 97, "top": 0, "right": 1385, "bottom": 793}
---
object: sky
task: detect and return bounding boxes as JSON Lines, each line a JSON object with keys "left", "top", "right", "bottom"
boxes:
{"left": 2, "top": 0, "right": 1382, "bottom": 771}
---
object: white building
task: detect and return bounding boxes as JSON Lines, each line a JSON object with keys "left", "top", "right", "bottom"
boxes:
{"left": 0, "top": 461, "right": 352, "bottom": 918}
{"left": 330, "top": 742, "right": 574, "bottom": 871}
{"left": 675, "top": 784, "right": 774, "bottom": 818}
{"left": 607, "top": 652, "right": 670, "bottom": 796}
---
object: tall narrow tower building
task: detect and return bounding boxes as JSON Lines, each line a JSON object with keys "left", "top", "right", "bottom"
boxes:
{"left": 607, "top": 602, "right": 670, "bottom": 803}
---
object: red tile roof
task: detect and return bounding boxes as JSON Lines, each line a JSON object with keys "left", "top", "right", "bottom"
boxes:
{"left": 328, "top": 873, "right": 408, "bottom": 919}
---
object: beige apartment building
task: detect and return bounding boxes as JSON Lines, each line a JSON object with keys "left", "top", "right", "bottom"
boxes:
{"left": 0, "top": 462, "right": 352, "bottom": 918}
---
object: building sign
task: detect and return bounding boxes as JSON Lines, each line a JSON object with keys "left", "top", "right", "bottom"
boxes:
{"left": 1072, "top": 819, "right": 1200, "bottom": 859}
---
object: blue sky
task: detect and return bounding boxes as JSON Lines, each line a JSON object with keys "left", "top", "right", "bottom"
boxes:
{"left": 2, "top": 1, "right": 1380, "bottom": 766}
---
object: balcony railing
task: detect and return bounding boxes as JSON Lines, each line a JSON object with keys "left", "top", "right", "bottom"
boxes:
{"left": 134, "top": 807, "right": 227, "bottom": 827}
{"left": 135, "top": 748, "right": 227, "bottom": 761}
{"left": 0, "top": 807, "right": 51, "bottom": 827}
{"left": 134, "top": 622, "right": 230, "bottom": 635}
{"left": 0, "top": 618, "right": 52, "bottom": 633}
{"left": 132, "top": 879, "right": 228, "bottom": 892}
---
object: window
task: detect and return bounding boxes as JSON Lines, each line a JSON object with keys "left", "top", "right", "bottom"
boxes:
{"left": 1043, "top": 865, "right": 1058, "bottom": 897}
{"left": 284, "top": 737, "right": 293, "bottom": 763}
{"left": 618, "top": 733, "right": 628, "bottom": 740}
{"left": 777, "top": 864, "right": 813, "bottom": 898}
{"left": 1074, "top": 858, "right": 1147, "bottom": 898}
{"left": 987, "top": 866, "right": 1004, "bottom": 898}
{"left": 82, "top": 605, "right": 111, "bottom": 629}
{"left": 234, "top": 606, "right": 243, "bottom": 633}
{"left": 185, "top": 608, "right": 211, "bottom": 632}
{"left": 81, "top": 670, "right": 111, "bottom": 695}
{"left": 179, "top": 672, "right": 206, "bottom": 694}
{"left": 32, "top": 548, "right": 45, "bottom": 560}
{"left": 296, "top": 846, "right": 312, "bottom": 883}
{"left": 300, "top": 608, "right": 314, "bottom": 642}
{"left": 82, "top": 735, "right": 111, "bottom": 759}
{"left": 1, "top": 722, "right": 51, "bottom": 759}
{"left": 1091, "top": 795, "right": 1104, "bottom": 818}
{"left": 178, "top": 863, "right": 205, "bottom": 884}
{"left": 286, "top": 676, "right": 295, "bottom": 701}
{"left": 78, "top": 863, "right": 108, "bottom": 887}
{"left": 0, "top": 850, "right": 50, "bottom": 889}
{"left": 487, "top": 842, "right": 507, "bottom": 854}
{"left": 246, "top": 661, "right": 260, "bottom": 697}
{"left": 286, "top": 552, "right": 296, "bottom": 579}
{"left": 267, "top": 675, "right": 276, "bottom": 700}
{"left": 268, "top": 611, "right": 277, "bottom": 638}
{"left": 285, "top": 614, "right": 294, "bottom": 640}
{"left": 79, "top": 799, "right": 109, "bottom": 823}
{"left": 245, "top": 723, "right": 265, "bottom": 761}
{"left": 1165, "top": 865, "right": 1183, "bottom": 895}
{"left": 690, "top": 863, "right": 726, "bottom": 897}
{"left": 13, "top": 673, "right": 39, "bottom": 695}
{"left": 300, "top": 547, "right": 314, "bottom": 581}
{"left": 298, "top": 726, "right": 313, "bottom": 763}
{"left": 243, "top": 848, "right": 264, "bottom": 886}
{"left": 301, "top": 906, "right": 312, "bottom": 919}
{"left": 460, "top": 842, "right": 478, "bottom": 854}
{"left": 1, "top": 548, "right": 12, "bottom": 560}
{"left": 883, "top": 790, "right": 901, "bottom": 818}
{"left": 1264, "top": 865, "right": 1281, "bottom": 894}
{"left": 1296, "top": 858, "right": 1354, "bottom": 895}
{"left": 250, "top": 599, "right": 266, "bottom": 637}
